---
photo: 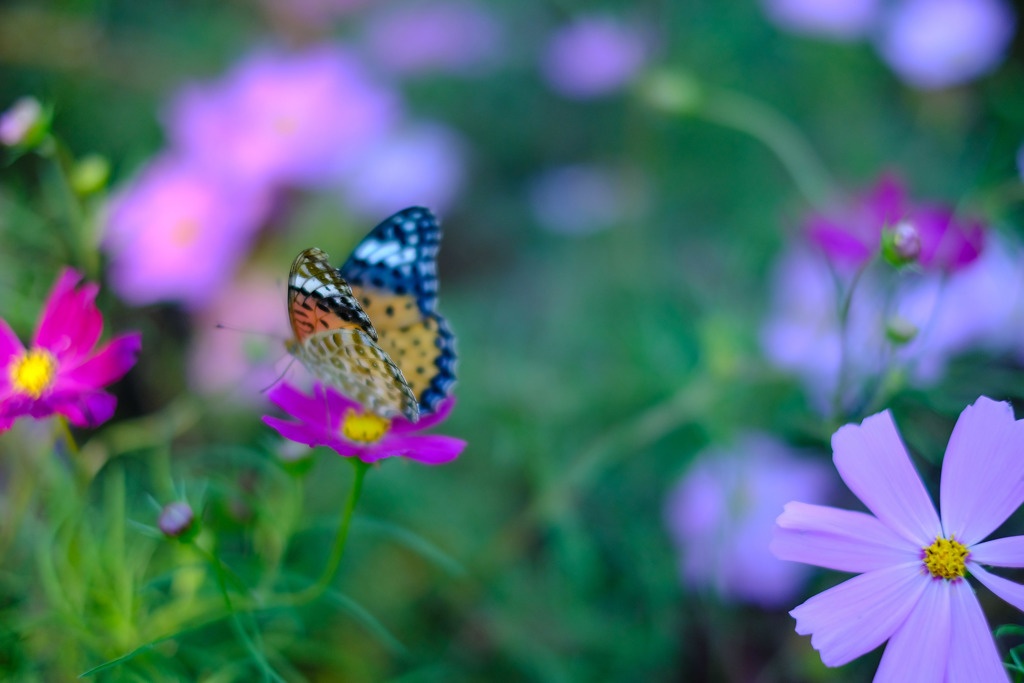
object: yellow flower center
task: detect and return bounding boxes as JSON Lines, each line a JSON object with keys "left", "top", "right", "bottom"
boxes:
{"left": 169, "top": 218, "right": 201, "bottom": 248}
{"left": 341, "top": 409, "right": 390, "bottom": 443}
{"left": 9, "top": 348, "right": 57, "bottom": 398}
{"left": 923, "top": 536, "right": 969, "bottom": 580}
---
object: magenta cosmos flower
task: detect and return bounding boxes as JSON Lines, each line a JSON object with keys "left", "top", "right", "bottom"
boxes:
{"left": 808, "top": 173, "right": 984, "bottom": 272}
{"left": 772, "top": 397, "right": 1024, "bottom": 680}
{"left": 167, "top": 45, "right": 399, "bottom": 188}
{"left": 0, "top": 269, "right": 141, "bottom": 431}
{"left": 263, "top": 383, "right": 465, "bottom": 465}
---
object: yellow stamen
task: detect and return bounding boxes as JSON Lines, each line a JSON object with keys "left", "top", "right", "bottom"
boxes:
{"left": 923, "top": 536, "right": 969, "bottom": 580}
{"left": 9, "top": 348, "right": 57, "bottom": 398}
{"left": 341, "top": 409, "right": 390, "bottom": 443}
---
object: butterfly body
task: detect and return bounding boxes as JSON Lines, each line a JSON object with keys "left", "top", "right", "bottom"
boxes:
{"left": 286, "top": 207, "right": 457, "bottom": 422}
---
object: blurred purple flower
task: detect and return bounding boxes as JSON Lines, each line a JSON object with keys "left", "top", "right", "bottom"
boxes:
{"left": 665, "top": 434, "right": 833, "bottom": 607}
{"left": 363, "top": 1, "right": 503, "bottom": 76}
{"left": 761, "top": 235, "right": 1024, "bottom": 412}
{"left": 772, "top": 397, "right": 1024, "bottom": 679}
{"left": 877, "top": 0, "right": 1016, "bottom": 90}
{"left": 340, "top": 122, "right": 466, "bottom": 219}
{"left": 760, "top": 0, "right": 881, "bottom": 40}
{"left": 541, "top": 15, "right": 648, "bottom": 99}
{"left": 0, "top": 97, "right": 46, "bottom": 147}
{"left": 263, "top": 383, "right": 465, "bottom": 464}
{"left": 167, "top": 45, "right": 400, "bottom": 188}
{"left": 0, "top": 269, "right": 141, "bottom": 432}
{"left": 188, "top": 271, "right": 300, "bottom": 402}
{"left": 807, "top": 173, "right": 983, "bottom": 272}
{"left": 528, "top": 163, "right": 648, "bottom": 235}
{"left": 103, "top": 155, "right": 270, "bottom": 309}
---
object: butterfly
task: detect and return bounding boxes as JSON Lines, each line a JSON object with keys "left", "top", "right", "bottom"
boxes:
{"left": 285, "top": 207, "right": 457, "bottom": 423}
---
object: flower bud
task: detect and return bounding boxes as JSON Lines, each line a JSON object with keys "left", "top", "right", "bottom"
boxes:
{"left": 158, "top": 502, "right": 197, "bottom": 539}
{"left": 882, "top": 220, "right": 921, "bottom": 266}
{"left": 638, "top": 70, "right": 703, "bottom": 115}
{"left": 70, "top": 154, "right": 111, "bottom": 195}
{"left": 886, "top": 315, "right": 919, "bottom": 344}
{"left": 0, "top": 97, "right": 49, "bottom": 149}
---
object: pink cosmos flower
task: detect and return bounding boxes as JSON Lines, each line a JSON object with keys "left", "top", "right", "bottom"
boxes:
{"left": 665, "top": 434, "right": 833, "bottom": 607}
{"left": 0, "top": 269, "right": 141, "bottom": 431}
{"left": 541, "top": 15, "right": 648, "bottom": 99}
{"left": 263, "top": 383, "right": 465, "bottom": 464}
{"left": 166, "top": 45, "right": 400, "bottom": 188}
{"left": 807, "top": 173, "right": 984, "bottom": 272}
{"left": 103, "top": 155, "right": 270, "bottom": 309}
{"left": 772, "top": 397, "right": 1024, "bottom": 680}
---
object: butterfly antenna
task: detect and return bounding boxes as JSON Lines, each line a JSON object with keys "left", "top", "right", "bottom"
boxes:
{"left": 214, "top": 323, "right": 289, "bottom": 342}
{"left": 259, "top": 357, "right": 296, "bottom": 394}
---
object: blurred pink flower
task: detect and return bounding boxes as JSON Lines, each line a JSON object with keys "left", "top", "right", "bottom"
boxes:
{"left": 760, "top": 0, "right": 881, "bottom": 40}
{"left": 0, "top": 269, "right": 141, "bottom": 431}
{"left": 772, "top": 397, "right": 1024, "bottom": 679}
{"left": 263, "top": 383, "right": 465, "bottom": 464}
{"left": 188, "top": 271, "right": 299, "bottom": 402}
{"left": 167, "top": 45, "right": 400, "bottom": 188}
{"left": 877, "top": 0, "right": 1016, "bottom": 90}
{"left": 665, "top": 434, "right": 833, "bottom": 607}
{"left": 807, "top": 173, "right": 983, "bottom": 272}
{"left": 341, "top": 122, "right": 466, "bottom": 219}
{"left": 541, "top": 15, "right": 648, "bottom": 99}
{"left": 363, "top": 1, "right": 503, "bottom": 76}
{"left": 103, "top": 155, "right": 270, "bottom": 309}
{"left": 0, "top": 97, "right": 46, "bottom": 147}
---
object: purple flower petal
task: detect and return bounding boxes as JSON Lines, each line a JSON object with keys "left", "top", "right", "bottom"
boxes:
{"left": 321, "top": 383, "right": 363, "bottom": 428}
{"left": 791, "top": 562, "right": 926, "bottom": 666}
{"left": 0, "top": 317, "right": 24, "bottom": 367}
{"left": 969, "top": 535, "right": 1024, "bottom": 567}
{"left": 940, "top": 397, "right": 1024, "bottom": 545}
{"left": 832, "top": 410, "right": 941, "bottom": 546}
{"left": 34, "top": 269, "right": 103, "bottom": 362}
{"left": 946, "top": 577, "right": 1009, "bottom": 682}
{"left": 390, "top": 434, "right": 466, "bottom": 464}
{"left": 968, "top": 563, "right": 1024, "bottom": 612}
{"left": 54, "top": 391, "right": 117, "bottom": 428}
{"left": 267, "top": 382, "right": 332, "bottom": 428}
{"left": 60, "top": 333, "right": 141, "bottom": 390}
{"left": 262, "top": 414, "right": 331, "bottom": 449}
{"left": 872, "top": 577, "right": 950, "bottom": 681}
{"left": 772, "top": 502, "right": 919, "bottom": 573}
{"left": 390, "top": 396, "right": 456, "bottom": 434}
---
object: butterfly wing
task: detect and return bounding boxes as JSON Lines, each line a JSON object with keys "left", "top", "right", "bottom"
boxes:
{"left": 341, "top": 207, "right": 457, "bottom": 416}
{"left": 287, "top": 247, "right": 419, "bottom": 422}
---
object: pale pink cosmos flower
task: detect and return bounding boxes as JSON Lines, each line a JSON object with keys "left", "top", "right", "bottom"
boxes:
{"left": 263, "top": 383, "right": 465, "bottom": 464}
{"left": 772, "top": 397, "right": 1024, "bottom": 680}
{"left": 167, "top": 45, "right": 400, "bottom": 188}
{"left": 0, "top": 269, "right": 141, "bottom": 431}
{"left": 665, "top": 434, "right": 833, "bottom": 607}
{"left": 541, "top": 15, "right": 648, "bottom": 99}
{"left": 363, "top": 1, "right": 504, "bottom": 77}
{"left": 103, "top": 155, "right": 271, "bottom": 309}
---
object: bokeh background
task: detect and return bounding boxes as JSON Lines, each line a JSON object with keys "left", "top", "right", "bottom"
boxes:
{"left": 2, "top": 0, "right": 1024, "bottom": 681}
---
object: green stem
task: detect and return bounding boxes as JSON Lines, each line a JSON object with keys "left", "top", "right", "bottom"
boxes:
{"left": 276, "top": 459, "right": 369, "bottom": 606}
{"left": 831, "top": 258, "right": 873, "bottom": 420}
{"left": 697, "top": 88, "right": 837, "bottom": 209}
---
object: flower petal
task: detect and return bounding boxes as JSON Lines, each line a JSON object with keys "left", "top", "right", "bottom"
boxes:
{"left": 34, "top": 269, "right": 103, "bottom": 361}
{"left": 266, "top": 382, "right": 331, "bottom": 428}
{"left": 53, "top": 391, "right": 117, "bottom": 428}
{"left": 389, "top": 396, "right": 456, "bottom": 434}
{"left": 946, "top": 577, "right": 1008, "bottom": 683}
{"left": 61, "top": 333, "right": 141, "bottom": 390}
{"left": 940, "top": 396, "right": 1024, "bottom": 546}
{"left": 832, "top": 410, "right": 941, "bottom": 546}
{"left": 968, "top": 562, "right": 1024, "bottom": 612}
{"left": 391, "top": 434, "right": 466, "bottom": 464}
{"left": 0, "top": 317, "right": 24, "bottom": 367}
{"left": 790, "top": 562, "right": 926, "bottom": 667}
{"left": 969, "top": 536, "right": 1024, "bottom": 568}
{"left": 771, "top": 502, "right": 919, "bottom": 573}
{"left": 262, "top": 415, "right": 335, "bottom": 450}
{"left": 321, "top": 384, "right": 363, "bottom": 428}
{"left": 872, "top": 577, "right": 950, "bottom": 682}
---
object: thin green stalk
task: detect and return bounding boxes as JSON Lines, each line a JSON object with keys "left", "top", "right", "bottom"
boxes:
{"left": 274, "top": 459, "right": 369, "bottom": 607}
{"left": 697, "top": 88, "right": 837, "bottom": 209}
{"left": 831, "top": 258, "right": 873, "bottom": 420}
